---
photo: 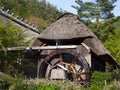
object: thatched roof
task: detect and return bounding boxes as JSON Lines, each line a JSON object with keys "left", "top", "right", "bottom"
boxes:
{"left": 39, "top": 13, "right": 93, "bottom": 40}
{"left": 38, "top": 13, "right": 108, "bottom": 55}
{"left": 37, "top": 13, "right": 118, "bottom": 66}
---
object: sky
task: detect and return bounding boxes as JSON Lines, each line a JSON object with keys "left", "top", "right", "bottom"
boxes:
{"left": 46, "top": 0, "right": 120, "bottom": 16}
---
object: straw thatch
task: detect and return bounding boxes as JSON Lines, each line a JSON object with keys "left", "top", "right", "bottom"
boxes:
{"left": 39, "top": 13, "right": 93, "bottom": 40}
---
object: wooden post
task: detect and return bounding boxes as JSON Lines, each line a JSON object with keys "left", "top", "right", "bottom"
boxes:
{"left": 85, "top": 53, "right": 91, "bottom": 68}
{"left": 104, "top": 80, "right": 107, "bottom": 90}
{"left": 37, "top": 58, "right": 40, "bottom": 78}
{"left": 81, "top": 43, "right": 91, "bottom": 68}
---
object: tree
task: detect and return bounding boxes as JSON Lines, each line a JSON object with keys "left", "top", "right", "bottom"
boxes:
{"left": 0, "top": 18, "right": 27, "bottom": 75}
{"left": 72, "top": 0, "right": 117, "bottom": 29}
{"left": 36, "top": 0, "right": 62, "bottom": 22}
{"left": 0, "top": 0, "right": 62, "bottom": 32}
{"left": 88, "top": 17, "right": 120, "bottom": 42}
{"left": 0, "top": 0, "right": 31, "bottom": 18}
{"left": 0, "top": 20, "right": 27, "bottom": 47}
{"left": 0, "top": 0, "right": 63, "bottom": 76}
{"left": 104, "top": 29, "right": 120, "bottom": 63}
{"left": 88, "top": 16, "right": 120, "bottom": 63}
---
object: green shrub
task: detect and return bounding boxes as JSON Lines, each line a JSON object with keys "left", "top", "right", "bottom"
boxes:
{"left": 9, "top": 82, "right": 27, "bottom": 90}
{"left": 38, "top": 84, "right": 60, "bottom": 90}
{"left": 0, "top": 72, "right": 23, "bottom": 90}
{"left": 111, "top": 69, "right": 120, "bottom": 80}
{"left": 0, "top": 72, "right": 17, "bottom": 89}
{"left": 89, "top": 86, "right": 101, "bottom": 90}
{"left": 0, "top": 71, "right": 120, "bottom": 90}
{"left": 91, "top": 71, "right": 113, "bottom": 87}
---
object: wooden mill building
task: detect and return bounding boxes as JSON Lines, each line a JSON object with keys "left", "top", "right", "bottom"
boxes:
{"left": 27, "top": 13, "right": 118, "bottom": 84}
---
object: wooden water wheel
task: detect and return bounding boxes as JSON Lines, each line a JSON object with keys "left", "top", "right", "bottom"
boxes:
{"left": 38, "top": 50, "right": 90, "bottom": 86}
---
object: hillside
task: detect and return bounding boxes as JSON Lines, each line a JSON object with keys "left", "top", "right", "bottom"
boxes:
{"left": 0, "top": 0, "right": 62, "bottom": 31}
{"left": 0, "top": 0, "right": 62, "bottom": 79}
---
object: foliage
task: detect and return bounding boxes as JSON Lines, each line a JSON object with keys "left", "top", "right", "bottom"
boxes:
{"left": 105, "top": 80, "right": 120, "bottom": 90}
{"left": 0, "top": 72, "right": 17, "bottom": 84}
{"left": 90, "top": 71, "right": 120, "bottom": 89}
{"left": 0, "top": 51, "right": 22, "bottom": 75}
{"left": 73, "top": 0, "right": 116, "bottom": 21}
{"left": 72, "top": 0, "right": 116, "bottom": 29}
{"left": 0, "top": 18, "right": 28, "bottom": 75}
{"left": 0, "top": 0, "right": 62, "bottom": 32}
{"left": 104, "top": 28, "right": 120, "bottom": 63}
{"left": 0, "top": 0, "right": 31, "bottom": 18}
{"left": 91, "top": 71, "right": 113, "bottom": 86}
{"left": 38, "top": 84, "right": 60, "bottom": 90}
{"left": 88, "top": 17, "right": 120, "bottom": 42}
{"left": 9, "top": 82, "right": 28, "bottom": 90}
{"left": 0, "top": 72, "right": 120, "bottom": 90}
{"left": 0, "top": 0, "right": 62, "bottom": 79}
{"left": 0, "top": 72, "right": 22, "bottom": 90}
{"left": 21, "top": 59, "right": 37, "bottom": 78}
{"left": 0, "top": 20, "right": 27, "bottom": 48}
{"left": 87, "top": 16, "right": 120, "bottom": 63}
{"left": 36, "top": 0, "right": 62, "bottom": 22}
{"left": 0, "top": 0, "right": 63, "bottom": 78}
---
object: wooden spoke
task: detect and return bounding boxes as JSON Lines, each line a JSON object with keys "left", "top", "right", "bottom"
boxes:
{"left": 60, "top": 53, "right": 63, "bottom": 63}
{"left": 43, "top": 59, "right": 52, "bottom": 66}
{"left": 61, "top": 61, "right": 71, "bottom": 66}
{"left": 71, "top": 53, "right": 80, "bottom": 66}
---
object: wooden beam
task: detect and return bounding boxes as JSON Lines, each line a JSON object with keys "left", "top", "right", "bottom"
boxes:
{"left": 0, "top": 47, "right": 26, "bottom": 51}
{"left": 0, "top": 45, "right": 77, "bottom": 51}
{"left": 27, "top": 45, "right": 77, "bottom": 50}
{"left": 81, "top": 43, "right": 90, "bottom": 52}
